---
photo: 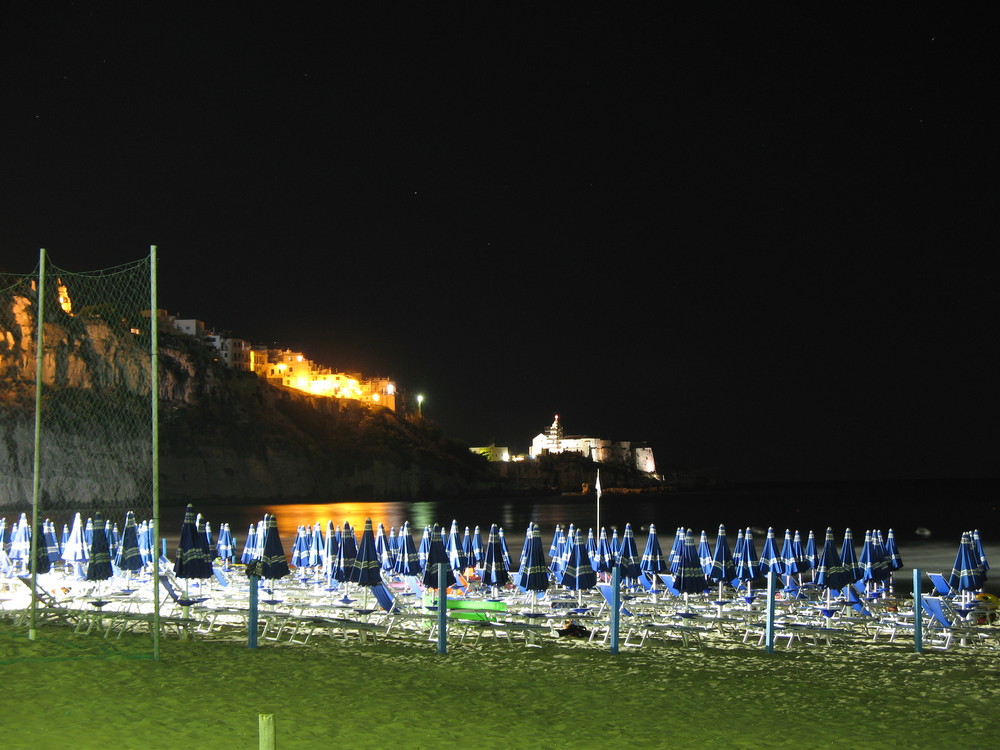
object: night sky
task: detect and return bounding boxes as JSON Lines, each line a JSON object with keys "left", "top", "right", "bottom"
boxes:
{"left": 2, "top": 6, "right": 996, "bottom": 482}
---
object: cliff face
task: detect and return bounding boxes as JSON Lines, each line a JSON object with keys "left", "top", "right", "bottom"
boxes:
{"left": 0, "top": 290, "right": 500, "bottom": 506}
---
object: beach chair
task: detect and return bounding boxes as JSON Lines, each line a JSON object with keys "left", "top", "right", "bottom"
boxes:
{"left": 926, "top": 573, "right": 955, "bottom": 598}
{"left": 371, "top": 582, "right": 435, "bottom": 638}
{"left": 920, "top": 596, "right": 998, "bottom": 650}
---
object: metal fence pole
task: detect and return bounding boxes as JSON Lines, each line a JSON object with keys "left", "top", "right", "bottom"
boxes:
{"left": 437, "top": 565, "right": 448, "bottom": 654}
{"left": 28, "top": 248, "right": 46, "bottom": 642}
{"left": 610, "top": 565, "right": 620, "bottom": 654}
{"left": 765, "top": 571, "right": 776, "bottom": 653}
{"left": 913, "top": 568, "right": 922, "bottom": 653}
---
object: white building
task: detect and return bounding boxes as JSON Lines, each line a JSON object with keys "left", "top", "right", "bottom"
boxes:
{"left": 528, "top": 415, "right": 656, "bottom": 473}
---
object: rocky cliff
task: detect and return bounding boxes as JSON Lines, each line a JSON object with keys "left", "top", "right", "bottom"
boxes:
{"left": 0, "top": 286, "right": 501, "bottom": 506}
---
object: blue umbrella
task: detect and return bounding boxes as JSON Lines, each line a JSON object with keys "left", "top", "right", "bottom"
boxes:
{"left": 259, "top": 514, "right": 290, "bottom": 581}
{"left": 374, "top": 522, "right": 389, "bottom": 570}
{"left": 779, "top": 529, "right": 809, "bottom": 587}
{"left": 948, "top": 531, "right": 984, "bottom": 604}
{"left": 882, "top": 529, "right": 902, "bottom": 572}
{"left": 393, "top": 521, "right": 423, "bottom": 577}
{"left": 804, "top": 530, "right": 818, "bottom": 580}
{"left": 309, "top": 523, "right": 325, "bottom": 569}
{"left": 323, "top": 521, "right": 339, "bottom": 579}
{"left": 697, "top": 530, "right": 713, "bottom": 577}
{"left": 560, "top": 528, "right": 597, "bottom": 605}
{"left": 791, "top": 530, "right": 812, "bottom": 579}
{"left": 115, "top": 511, "right": 144, "bottom": 574}
{"left": 758, "top": 527, "right": 781, "bottom": 577}
{"left": 519, "top": 523, "right": 550, "bottom": 607}
{"left": 814, "top": 527, "right": 853, "bottom": 600}
{"left": 549, "top": 524, "right": 567, "bottom": 578}
{"left": 840, "top": 528, "right": 862, "bottom": 584}
{"left": 107, "top": 520, "right": 120, "bottom": 560}
{"left": 8, "top": 513, "right": 30, "bottom": 573}
{"left": 616, "top": 523, "right": 642, "bottom": 583}
{"left": 351, "top": 518, "right": 383, "bottom": 587}
{"left": 673, "top": 528, "right": 708, "bottom": 600}
{"left": 858, "top": 529, "right": 889, "bottom": 595}
{"left": 734, "top": 527, "right": 761, "bottom": 598}
{"left": 137, "top": 520, "right": 152, "bottom": 568}
{"left": 422, "top": 523, "right": 456, "bottom": 590}
{"left": 480, "top": 523, "right": 510, "bottom": 596}
{"left": 290, "top": 525, "right": 310, "bottom": 568}
{"left": 640, "top": 524, "right": 668, "bottom": 598}
{"left": 43, "top": 520, "right": 62, "bottom": 565}
{"left": 595, "top": 527, "right": 614, "bottom": 577}
{"left": 417, "top": 526, "right": 431, "bottom": 570}
{"left": 333, "top": 521, "right": 358, "bottom": 584}
{"left": 446, "top": 520, "right": 468, "bottom": 574}
{"left": 667, "top": 526, "right": 685, "bottom": 574}
{"left": 240, "top": 523, "right": 258, "bottom": 565}
{"left": 215, "top": 523, "right": 235, "bottom": 568}
{"left": 972, "top": 529, "right": 989, "bottom": 577}
{"left": 86, "top": 512, "right": 114, "bottom": 582}
{"left": 709, "top": 524, "right": 735, "bottom": 596}
{"left": 498, "top": 527, "right": 511, "bottom": 571}
{"left": 461, "top": 526, "right": 476, "bottom": 569}
{"left": 470, "top": 526, "right": 484, "bottom": 568}
{"left": 176, "top": 504, "right": 214, "bottom": 580}
{"left": 586, "top": 528, "right": 600, "bottom": 574}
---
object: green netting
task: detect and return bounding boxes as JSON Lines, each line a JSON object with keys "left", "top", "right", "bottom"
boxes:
{"left": 0, "top": 248, "right": 160, "bottom": 659}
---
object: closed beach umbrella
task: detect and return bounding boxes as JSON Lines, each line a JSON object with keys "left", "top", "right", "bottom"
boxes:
{"left": 176, "top": 504, "right": 214, "bottom": 580}
{"left": 640, "top": 524, "right": 668, "bottom": 596}
{"left": 116, "top": 511, "right": 144, "bottom": 573}
{"left": 43, "top": 520, "right": 62, "bottom": 564}
{"left": 393, "top": 522, "right": 423, "bottom": 577}
{"left": 948, "top": 531, "right": 984, "bottom": 603}
{"left": 519, "top": 523, "right": 550, "bottom": 602}
{"left": 840, "top": 528, "right": 862, "bottom": 583}
{"left": 62, "top": 512, "right": 88, "bottom": 575}
{"left": 561, "top": 528, "right": 597, "bottom": 604}
{"left": 972, "top": 529, "right": 989, "bottom": 577}
{"left": 446, "top": 520, "right": 468, "bottom": 574}
{"left": 673, "top": 528, "right": 707, "bottom": 598}
{"left": 86, "top": 512, "right": 113, "bottom": 582}
{"left": 241, "top": 523, "right": 258, "bottom": 565}
{"left": 481, "top": 524, "right": 510, "bottom": 596}
{"left": 351, "top": 518, "right": 383, "bottom": 586}
{"left": 804, "top": 531, "right": 818, "bottom": 580}
{"left": 595, "top": 527, "right": 614, "bottom": 576}
{"left": 616, "top": 523, "right": 642, "bottom": 583}
{"left": 137, "top": 521, "right": 152, "bottom": 567}
{"left": 758, "top": 527, "right": 781, "bottom": 576}
{"left": 668, "top": 526, "right": 685, "bottom": 574}
{"left": 417, "top": 526, "right": 431, "bottom": 570}
{"left": 498, "top": 527, "right": 511, "bottom": 571}
{"left": 709, "top": 524, "right": 735, "bottom": 588}
{"left": 422, "top": 523, "right": 456, "bottom": 590}
{"left": 734, "top": 527, "right": 761, "bottom": 597}
{"left": 779, "top": 529, "right": 808, "bottom": 585}
{"left": 323, "top": 521, "right": 338, "bottom": 576}
{"left": 470, "top": 526, "right": 484, "bottom": 567}
{"left": 333, "top": 521, "right": 358, "bottom": 583}
{"left": 881, "top": 529, "right": 902, "bottom": 571}
{"left": 309, "top": 523, "right": 325, "bottom": 569}
{"left": 216, "top": 523, "right": 235, "bottom": 567}
{"left": 814, "top": 528, "right": 852, "bottom": 598}
{"left": 697, "top": 530, "right": 713, "bottom": 577}
{"left": 461, "top": 526, "right": 475, "bottom": 568}
{"left": 259, "top": 514, "right": 290, "bottom": 580}
{"left": 586, "top": 528, "right": 600, "bottom": 574}
{"left": 375, "top": 522, "right": 393, "bottom": 571}
{"left": 8, "top": 513, "right": 31, "bottom": 571}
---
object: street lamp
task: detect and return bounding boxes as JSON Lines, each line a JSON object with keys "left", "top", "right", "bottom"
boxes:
{"left": 417, "top": 394, "right": 424, "bottom": 417}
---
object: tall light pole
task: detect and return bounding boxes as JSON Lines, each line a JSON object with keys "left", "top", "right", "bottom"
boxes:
{"left": 417, "top": 394, "right": 424, "bottom": 417}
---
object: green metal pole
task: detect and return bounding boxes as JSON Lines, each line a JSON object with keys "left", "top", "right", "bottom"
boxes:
{"left": 150, "top": 246, "right": 161, "bottom": 660}
{"left": 913, "top": 568, "right": 922, "bottom": 653}
{"left": 28, "top": 248, "right": 46, "bottom": 641}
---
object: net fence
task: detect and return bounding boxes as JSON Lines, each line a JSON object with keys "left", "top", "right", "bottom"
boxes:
{"left": 0, "top": 249, "right": 160, "bottom": 659}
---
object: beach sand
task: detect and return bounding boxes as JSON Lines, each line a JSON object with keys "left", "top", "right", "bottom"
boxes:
{"left": 2, "top": 619, "right": 998, "bottom": 749}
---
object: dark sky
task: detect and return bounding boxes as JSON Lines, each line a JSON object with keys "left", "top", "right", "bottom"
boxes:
{"left": 2, "top": 6, "right": 996, "bottom": 482}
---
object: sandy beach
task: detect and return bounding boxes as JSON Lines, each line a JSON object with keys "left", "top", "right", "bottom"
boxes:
{"left": 2, "top": 610, "right": 999, "bottom": 750}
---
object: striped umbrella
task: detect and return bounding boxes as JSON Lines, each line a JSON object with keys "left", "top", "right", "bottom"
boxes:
{"left": 840, "top": 528, "right": 862, "bottom": 584}
{"left": 667, "top": 526, "right": 685, "bottom": 574}
{"left": 709, "top": 525, "right": 735, "bottom": 587}
{"left": 85, "top": 512, "right": 114, "bottom": 582}
{"left": 175, "top": 504, "right": 213, "bottom": 580}
{"left": 240, "top": 523, "right": 258, "bottom": 565}
{"left": 215, "top": 522, "right": 235, "bottom": 569}
{"left": 586, "top": 528, "right": 600, "bottom": 574}
{"left": 43, "top": 520, "right": 62, "bottom": 564}
{"left": 673, "top": 528, "right": 707, "bottom": 599}
{"left": 518, "top": 523, "right": 550, "bottom": 607}
{"left": 417, "top": 526, "right": 431, "bottom": 570}
{"left": 309, "top": 523, "right": 325, "bottom": 569}
{"left": 497, "top": 527, "right": 511, "bottom": 571}
{"left": 814, "top": 527, "right": 852, "bottom": 601}
{"left": 948, "top": 531, "right": 984, "bottom": 604}
{"left": 640, "top": 524, "right": 668, "bottom": 598}
{"left": 62, "top": 512, "right": 89, "bottom": 576}
{"left": 560, "top": 528, "right": 597, "bottom": 605}
{"left": 333, "top": 521, "right": 358, "bottom": 584}
{"left": 422, "top": 523, "right": 456, "bottom": 590}
{"left": 697, "top": 530, "right": 714, "bottom": 577}
{"left": 116, "top": 511, "right": 145, "bottom": 574}
{"left": 259, "top": 514, "right": 290, "bottom": 581}
{"left": 804, "top": 531, "right": 818, "bottom": 580}
{"left": 734, "top": 527, "right": 761, "bottom": 599}
{"left": 779, "top": 528, "right": 809, "bottom": 587}
{"left": 595, "top": 527, "right": 615, "bottom": 577}
{"left": 616, "top": 523, "right": 642, "bottom": 583}
{"left": 393, "top": 521, "right": 423, "bottom": 577}
{"left": 758, "top": 527, "right": 781, "bottom": 577}
{"left": 446, "top": 520, "right": 468, "bottom": 574}
{"left": 480, "top": 523, "right": 510, "bottom": 597}
{"left": 858, "top": 529, "right": 889, "bottom": 595}
{"left": 351, "top": 518, "right": 383, "bottom": 586}
{"left": 470, "top": 526, "right": 484, "bottom": 568}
